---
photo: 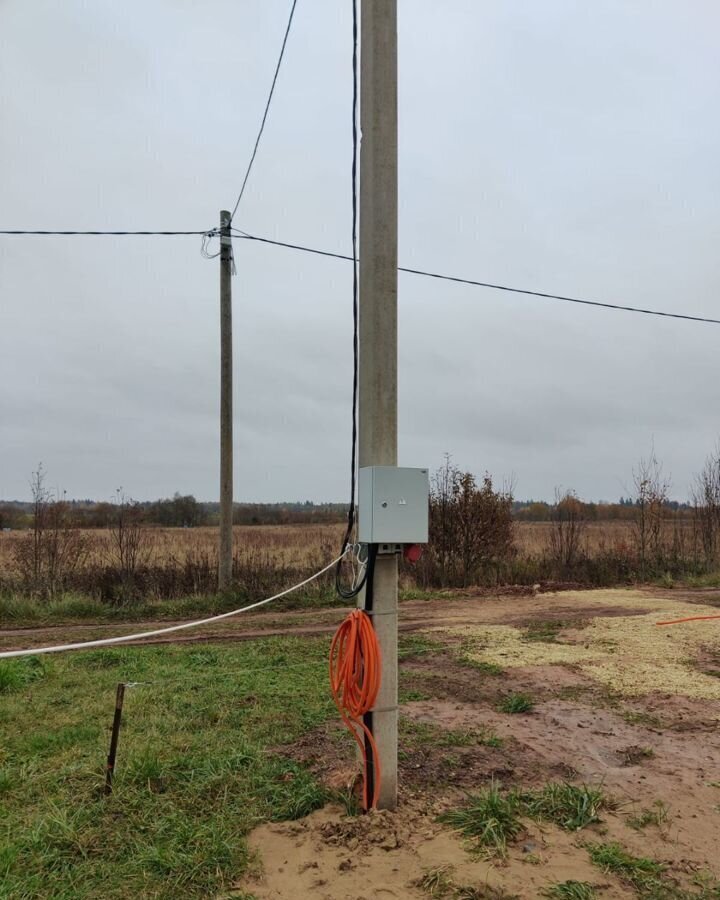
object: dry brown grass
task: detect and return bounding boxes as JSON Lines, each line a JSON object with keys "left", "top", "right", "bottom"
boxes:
{"left": 513, "top": 520, "right": 690, "bottom": 556}
{"left": 0, "top": 523, "right": 344, "bottom": 576}
{"left": 0, "top": 520, "right": 707, "bottom": 606}
{"left": 0, "top": 521, "right": 698, "bottom": 576}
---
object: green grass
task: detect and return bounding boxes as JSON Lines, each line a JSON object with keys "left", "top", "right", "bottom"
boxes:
{"left": 0, "top": 592, "right": 110, "bottom": 625}
{"left": 587, "top": 842, "right": 666, "bottom": 895}
{"left": 460, "top": 658, "right": 505, "bottom": 676}
{"left": 586, "top": 841, "right": 720, "bottom": 897}
{"left": 521, "top": 782, "right": 610, "bottom": 832}
{"left": 682, "top": 573, "right": 720, "bottom": 589}
{"left": 0, "top": 636, "right": 338, "bottom": 898}
{"left": 523, "top": 621, "right": 567, "bottom": 643}
{"left": 439, "top": 783, "right": 524, "bottom": 858}
{"left": 399, "top": 687, "right": 434, "bottom": 702}
{"left": 0, "top": 585, "right": 342, "bottom": 627}
{"left": 0, "top": 656, "right": 48, "bottom": 693}
{"left": 441, "top": 783, "right": 611, "bottom": 859}
{"left": 497, "top": 692, "right": 534, "bottom": 714}
{"left": 0, "top": 586, "right": 452, "bottom": 629}
{"left": 542, "top": 882, "right": 597, "bottom": 900}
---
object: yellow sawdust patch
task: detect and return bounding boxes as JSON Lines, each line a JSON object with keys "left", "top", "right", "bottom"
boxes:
{"left": 437, "top": 591, "right": 720, "bottom": 702}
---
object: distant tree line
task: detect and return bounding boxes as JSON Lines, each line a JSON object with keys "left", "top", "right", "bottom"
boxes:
{"left": 0, "top": 492, "right": 700, "bottom": 531}
{"left": 0, "top": 493, "right": 348, "bottom": 530}
{"left": 512, "top": 497, "right": 693, "bottom": 523}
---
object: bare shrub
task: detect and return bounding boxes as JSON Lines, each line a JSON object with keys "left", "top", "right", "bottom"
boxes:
{"left": 633, "top": 450, "right": 670, "bottom": 577}
{"left": 548, "top": 489, "right": 587, "bottom": 572}
{"left": 692, "top": 444, "right": 720, "bottom": 567}
{"left": 12, "top": 465, "right": 88, "bottom": 597}
{"left": 43, "top": 500, "right": 89, "bottom": 596}
{"left": 107, "top": 496, "right": 155, "bottom": 603}
{"left": 419, "top": 456, "right": 515, "bottom": 588}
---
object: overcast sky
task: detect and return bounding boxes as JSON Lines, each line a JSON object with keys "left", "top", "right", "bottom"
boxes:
{"left": 1, "top": 0, "right": 719, "bottom": 504}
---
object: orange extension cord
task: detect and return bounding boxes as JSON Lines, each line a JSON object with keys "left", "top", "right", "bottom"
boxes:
{"left": 329, "top": 609, "right": 382, "bottom": 810}
{"left": 657, "top": 614, "right": 720, "bottom": 626}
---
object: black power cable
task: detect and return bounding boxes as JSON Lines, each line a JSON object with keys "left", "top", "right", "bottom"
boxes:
{"left": 335, "top": 0, "right": 366, "bottom": 601}
{"left": 4, "top": 224, "right": 719, "bottom": 327}
{"left": 361, "top": 542, "right": 378, "bottom": 801}
{"left": 233, "top": 231, "right": 720, "bottom": 327}
{"left": 0, "top": 229, "right": 209, "bottom": 236}
{"left": 230, "top": 0, "right": 299, "bottom": 222}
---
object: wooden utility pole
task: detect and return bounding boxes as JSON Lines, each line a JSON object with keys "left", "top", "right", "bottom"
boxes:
{"left": 218, "top": 210, "right": 233, "bottom": 591}
{"left": 359, "top": 0, "right": 398, "bottom": 810}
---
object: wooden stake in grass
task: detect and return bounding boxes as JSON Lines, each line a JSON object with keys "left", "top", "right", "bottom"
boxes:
{"left": 104, "top": 682, "right": 126, "bottom": 796}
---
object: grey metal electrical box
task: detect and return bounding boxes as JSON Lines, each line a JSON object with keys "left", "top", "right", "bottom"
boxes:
{"left": 358, "top": 466, "right": 429, "bottom": 544}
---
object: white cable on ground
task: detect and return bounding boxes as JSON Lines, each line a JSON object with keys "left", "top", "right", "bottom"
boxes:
{"left": 0, "top": 552, "right": 346, "bottom": 660}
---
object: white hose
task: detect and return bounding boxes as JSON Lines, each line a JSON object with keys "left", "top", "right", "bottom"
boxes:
{"left": 0, "top": 552, "right": 345, "bottom": 660}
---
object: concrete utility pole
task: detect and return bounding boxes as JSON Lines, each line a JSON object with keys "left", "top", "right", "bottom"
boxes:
{"left": 218, "top": 210, "right": 233, "bottom": 591}
{"left": 359, "top": 0, "right": 398, "bottom": 810}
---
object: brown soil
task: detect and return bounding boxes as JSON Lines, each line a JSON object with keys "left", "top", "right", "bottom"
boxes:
{"left": 232, "top": 589, "right": 720, "bottom": 899}
{"left": 236, "top": 802, "right": 635, "bottom": 900}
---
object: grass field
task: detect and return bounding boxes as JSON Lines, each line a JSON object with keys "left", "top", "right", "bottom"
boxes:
{"left": 0, "top": 524, "right": 343, "bottom": 574}
{"left": 0, "top": 521, "right": 678, "bottom": 573}
{"left": 0, "top": 637, "right": 336, "bottom": 899}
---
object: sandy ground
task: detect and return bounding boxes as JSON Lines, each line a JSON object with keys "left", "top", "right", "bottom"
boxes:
{"left": 437, "top": 590, "right": 720, "bottom": 702}
{"left": 228, "top": 587, "right": 720, "bottom": 899}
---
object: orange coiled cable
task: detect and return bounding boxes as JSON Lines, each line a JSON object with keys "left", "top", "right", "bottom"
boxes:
{"left": 329, "top": 609, "right": 382, "bottom": 810}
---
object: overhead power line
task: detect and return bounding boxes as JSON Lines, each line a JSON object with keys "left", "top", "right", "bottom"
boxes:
{"left": 233, "top": 230, "right": 720, "bottom": 326}
{"left": 229, "top": 0, "right": 299, "bottom": 222}
{"left": 2, "top": 226, "right": 718, "bottom": 326}
{"left": 0, "top": 229, "right": 209, "bottom": 236}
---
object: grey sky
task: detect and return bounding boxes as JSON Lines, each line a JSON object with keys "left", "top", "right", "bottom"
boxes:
{"left": 1, "top": 0, "right": 719, "bottom": 503}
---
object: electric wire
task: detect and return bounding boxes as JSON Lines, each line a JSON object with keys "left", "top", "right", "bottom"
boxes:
{"left": 0, "top": 551, "right": 347, "bottom": 660}
{"left": 335, "top": 0, "right": 366, "bottom": 600}
{"left": 2, "top": 228, "right": 718, "bottom": 325}
{"left": 0, "top": 229, "right": 210, "bottom": 236}
{"left": 229, "top": 0, "right": 299, "bottom": 222}
{"left": 233, "top": 231, "right": 720, "bottom": 326}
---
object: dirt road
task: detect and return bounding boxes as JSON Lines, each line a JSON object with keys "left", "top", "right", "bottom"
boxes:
{"left": 0, "top": 585, "right": 681, "bottom": 652}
